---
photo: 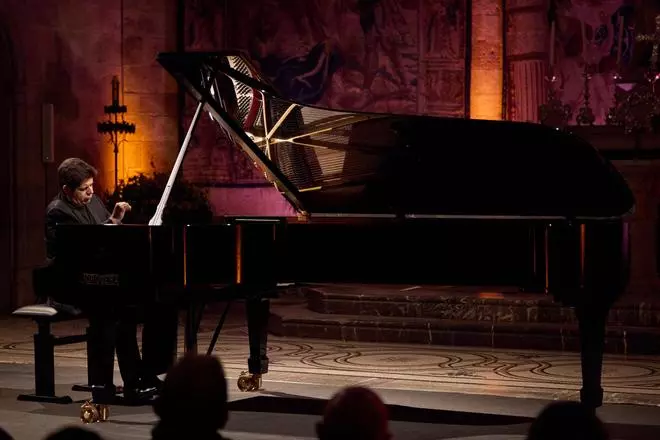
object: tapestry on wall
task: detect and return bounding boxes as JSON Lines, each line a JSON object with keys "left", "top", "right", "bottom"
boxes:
{"left": 552, "top": 0, "right": 640, "bottom": 125}
{"left": 181, "top": 0, "right": 469, "bottom": 187}
{"left": 180, "top": 0, "right": 265, "bottom": 186}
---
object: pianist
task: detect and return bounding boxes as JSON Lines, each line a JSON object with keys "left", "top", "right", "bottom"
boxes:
{"left": 42, "top": 157, "right": 178, "bottom": 402}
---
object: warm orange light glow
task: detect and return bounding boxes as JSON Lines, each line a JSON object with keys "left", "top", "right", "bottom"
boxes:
{"left": 98, "top": 108, "right": 151, "bottom": 190}
{"left": 100, "top": 112, "right": 178, "bottom": 190}
{"left": 478, "top": 292, "right": 504, "bottom": 299}
{"left": 470, "top": 0, "right": 504, "bottom": 120}
{"left": 99, "top": 141, "right": 116, "bottom": 191}
{"left": 580, "top": 223, "right": 586, "bottom": 288}
{"left": 98, "top": 72, "right": 179, "bottom": 190}
{"left": 235, "top": 224, "right": 243, "bottom": 284}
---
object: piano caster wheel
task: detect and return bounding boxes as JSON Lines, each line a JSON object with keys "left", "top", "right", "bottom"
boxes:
{"left": 80, "top": 401, "right": 109, "bottom": 424}
{"left": 237, "top": 371, "right": 262, "bottom": 392}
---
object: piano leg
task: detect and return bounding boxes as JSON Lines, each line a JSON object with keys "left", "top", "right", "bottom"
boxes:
{"left": 238, "top": 296, "right": 270, "bottom": 392}
{"left": 575, "top": 303, "right": 609, "bottom": 410}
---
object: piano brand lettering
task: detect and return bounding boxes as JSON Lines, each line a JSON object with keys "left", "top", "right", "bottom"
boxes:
{"left": 80, "top": 272, "right": 120, "bottom": 286}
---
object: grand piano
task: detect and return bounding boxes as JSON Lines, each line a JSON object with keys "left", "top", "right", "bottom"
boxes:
{"left": 57, "top": 50, "right": 634, "bottom": 414}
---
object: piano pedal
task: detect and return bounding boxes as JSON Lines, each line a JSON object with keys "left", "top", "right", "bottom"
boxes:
{"left": 237, "top": 371, "right": 262, "bottom": 392}
{"left": 80, "top": 400, "right": 109, "bottom": 424}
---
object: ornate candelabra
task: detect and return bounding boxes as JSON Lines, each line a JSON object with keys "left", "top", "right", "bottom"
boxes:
{"left": 606, "top": 73, "right": 660, "bottom": 134}
{"left": 606, "top": 14, "right": 660, "bottom": 134}
{"left": 97, "top": 76, "right": 136, "bottom": 190}
{"left": 539, "top": 67, "right": 572, "bottom": 128}
{"left": 540, "top": 14, "right": 660, "bottom": 133}
{"left": 576, "top": 63, "right": 596, "bottom": 126}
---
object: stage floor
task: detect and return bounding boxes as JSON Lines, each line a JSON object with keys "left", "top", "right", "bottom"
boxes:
{"left": 1, "top": 307, "right": 660, "bottom": 440}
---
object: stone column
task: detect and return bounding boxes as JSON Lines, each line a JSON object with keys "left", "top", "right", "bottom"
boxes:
{"left": 505, "top": 0, "right": 549, "bottom": 122}
{"left": 470, "top": 0, "right": 504, "bottom": 120}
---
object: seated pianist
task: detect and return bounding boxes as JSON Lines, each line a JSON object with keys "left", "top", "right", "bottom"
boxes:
{"left": 41, "top": 157, "right": 179, "bottom": 403}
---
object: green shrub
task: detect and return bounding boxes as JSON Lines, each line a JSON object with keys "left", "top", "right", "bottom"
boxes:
{"left": 104, "top": 172, "right": 213, "bottom": 225}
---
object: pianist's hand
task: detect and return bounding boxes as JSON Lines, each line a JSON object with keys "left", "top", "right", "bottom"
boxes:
{"left": 110, "top": 201, "right": 132, "bottom": 224}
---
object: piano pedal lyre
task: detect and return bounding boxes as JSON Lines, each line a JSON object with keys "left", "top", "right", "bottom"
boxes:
{"left": 237, "top": 371, "right": 262, "bottom": 392}
{"left": 80, "top": 400, "right": 109, "bottom": 424}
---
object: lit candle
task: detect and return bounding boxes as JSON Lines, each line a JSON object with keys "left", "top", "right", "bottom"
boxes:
{"left": 616, "top": 14, "right": 624, "bottom": 68}
{"left": 550, "top": 21, "right": 556, "bottom": 67}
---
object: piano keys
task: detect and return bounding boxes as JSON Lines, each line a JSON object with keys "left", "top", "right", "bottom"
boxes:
{"left": 53, "top": 218, "right": 283, "bottom": 392}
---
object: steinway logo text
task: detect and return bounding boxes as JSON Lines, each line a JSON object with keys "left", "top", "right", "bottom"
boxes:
{"left": 80, "top": 273, "right": 120, "bottom": 286}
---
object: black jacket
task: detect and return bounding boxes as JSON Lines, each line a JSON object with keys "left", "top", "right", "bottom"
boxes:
{"left": 44, "top": 193, "right": 113, "bottom": 261}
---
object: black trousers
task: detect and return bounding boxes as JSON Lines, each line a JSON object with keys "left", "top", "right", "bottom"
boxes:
{"left": 34, "top": 265, "right": 179, "bottom": 388}
{"left": 85, "top": 303, "right": 179, "bottom": 388}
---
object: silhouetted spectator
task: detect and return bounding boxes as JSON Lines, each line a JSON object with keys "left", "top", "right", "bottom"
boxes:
{"left": 527, "top": 401, "right": 608, "bottom": 440}
{"left": 0, "top": 427, "right": 12, "bottom": 440}
{"left": 152, "top": 354, "right": 230, "bottom": 440}
{"left": 316, "top": 386, "right": 391, "bottom": 440}
{"left": 44, "top": 426, "right": 102, "bottom": 440}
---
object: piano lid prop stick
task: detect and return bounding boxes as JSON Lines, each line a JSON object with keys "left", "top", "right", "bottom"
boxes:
{"left": 149, "top": 100, "right": 205, "bottom": 226}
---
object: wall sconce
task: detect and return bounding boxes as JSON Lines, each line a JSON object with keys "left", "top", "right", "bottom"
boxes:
{"left": 97, "top": 76, "right": 136, "bottom": 190}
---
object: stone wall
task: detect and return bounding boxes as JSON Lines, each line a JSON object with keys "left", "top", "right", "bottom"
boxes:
{"left": 615, "top": 160, "right": 660, "bottom": 298}
{"left": 0, "top": 19, "right": 14, "bottom": 313}
{"left": 120, "top": 0, "right": 179, "bottom": 178}
{"left": 0, "top": 0, "right": 178, "bottom": 310}
{"left": 571, "top": 126, "right": 660, "bottom": 297}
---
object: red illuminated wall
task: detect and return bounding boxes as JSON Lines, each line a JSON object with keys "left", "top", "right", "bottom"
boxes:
{"left": 180, "top": 0, "right": 470, "bottom": 216}
{"left": 0, "top": 0, "right": 178, "bottom": 308}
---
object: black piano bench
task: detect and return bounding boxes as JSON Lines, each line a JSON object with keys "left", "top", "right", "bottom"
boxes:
{"left": 12, "top": 304, "right": 88, "bottom": 404}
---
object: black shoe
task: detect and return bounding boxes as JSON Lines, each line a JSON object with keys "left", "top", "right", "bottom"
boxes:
{"left": 140, "top": 376, "right": 164, "bottom": 391}
{"left": 122, "top": 385, "right": 158, "bottom": 405}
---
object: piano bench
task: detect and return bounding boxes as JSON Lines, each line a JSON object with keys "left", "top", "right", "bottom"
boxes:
{"left": 12, "top": 304, "right": 89, "bottom": 404}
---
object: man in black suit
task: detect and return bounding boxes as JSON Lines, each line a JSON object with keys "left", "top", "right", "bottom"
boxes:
{"left": 42, "top": 157, "right": 178, "bottom": 402}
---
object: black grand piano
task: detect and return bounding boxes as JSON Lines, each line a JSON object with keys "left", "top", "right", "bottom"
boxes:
{"left": 57, "top": 50, "right": 634, "bottom": 412}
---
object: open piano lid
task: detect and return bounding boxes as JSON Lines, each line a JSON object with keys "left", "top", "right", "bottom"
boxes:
{"left": 157, "top": 51, "right": 634, "bottom": 220}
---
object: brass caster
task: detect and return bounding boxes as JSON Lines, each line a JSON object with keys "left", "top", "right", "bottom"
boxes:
{"left": 80, "top": 400, "right": 109, "bottom": 423}
{"left": 237, "top": 371, "right": 262, "bottom": 392}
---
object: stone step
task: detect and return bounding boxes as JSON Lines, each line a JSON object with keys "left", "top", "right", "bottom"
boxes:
{"left": 269, "top": 302, "right": 660, "bottom": 355}
{"left": 302, "top": 284, "right": 660, "bottom": 327}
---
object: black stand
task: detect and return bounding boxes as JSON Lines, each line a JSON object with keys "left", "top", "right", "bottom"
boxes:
{"left": 184, "top": 296, "right": 269, "bottom": 370}
{"left": 17, "top": 319, "right": 87, "bottom": 404}
{"left": 206, "top": 301, "right": 233, "bottom": 356}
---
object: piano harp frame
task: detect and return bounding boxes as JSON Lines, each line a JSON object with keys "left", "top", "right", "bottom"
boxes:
{"left": 156, "top": 52, "right": 307, "bottom": 217}
{"left": 157, "top": 51, "right": 633, "bottom": 223}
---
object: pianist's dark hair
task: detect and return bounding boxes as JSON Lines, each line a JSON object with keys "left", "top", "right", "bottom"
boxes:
{"left": 57, "top": 157, "right": 98, "bottom": 190}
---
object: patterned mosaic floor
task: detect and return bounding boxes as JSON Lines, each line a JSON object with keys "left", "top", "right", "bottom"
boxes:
{"left": 2, "top": 312, "right": 660, "bottom": 407}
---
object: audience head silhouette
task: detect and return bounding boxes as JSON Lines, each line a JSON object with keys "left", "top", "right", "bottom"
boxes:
{"left": 316, "top": 386, "right": 391, "bottom": 440}
{"left": 153, "top": 354, "right": 229, "bottom": 438}
{"left": 0, "top": 427, "right": 12, "bottom": 440}
{"left": 526, "top": 401, "right": 608, "bottom": 440}
{"left": 44, "top": 427, "right": 102, "bottom": 440}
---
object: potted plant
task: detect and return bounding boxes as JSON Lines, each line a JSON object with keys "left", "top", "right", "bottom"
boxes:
{"left": 104, "top": 172, "right": 213, "bottom": 225}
